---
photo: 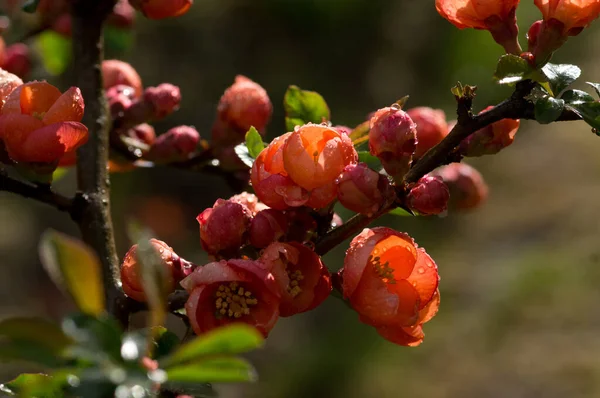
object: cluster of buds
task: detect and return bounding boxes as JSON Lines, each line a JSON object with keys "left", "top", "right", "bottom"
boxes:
{"left": 103, "top": 60, "right": 202, "bottom": 167}
{"left": 211, "top": 76, "right": 273, "bottom": 170}
{"left": 0, "top": 71, "right": 88, "bottom": 180}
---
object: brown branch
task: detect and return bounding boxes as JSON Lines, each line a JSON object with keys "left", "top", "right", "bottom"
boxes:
{"left": 0, "top": 171, "right": 75, "bottom": 214}
{"left": 71, "top": 0, "right": 122, "bottom": 315}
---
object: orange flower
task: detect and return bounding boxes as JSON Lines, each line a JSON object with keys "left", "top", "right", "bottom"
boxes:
{"left": 0, "top": 81, "right": 87, "bottom": 166}
{"left": 181, "top": 259, "right": 281, "bottom": 337}
{"left": 129, "top": 0, "right": 192, "bottom": 20}
{"left": 535, "top": 0, "right": 600, "bottom": 34}
{"left": 261, "top": 242, "right": 331, "bottom": 317}
{"left": 436, "top": 0, "right": 522, "bottom": 53}
{"left": 342, "top": 227, "right": 440, "bottom": 346}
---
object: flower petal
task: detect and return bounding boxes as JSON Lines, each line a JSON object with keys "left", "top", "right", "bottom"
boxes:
{"left": 20, "top": 81, "right": 62, "bottom": 116}
{"left": 43, "top": 87, "right": 85, "bottom": 124}
{"left": 19, "top": 121, "right": 88, "bottom": 163}
{"left": 406, "top": 248, "right": 440, "bottom": 309}
{"left": 376, "top": 324, "right": 425, "bottom": 347}
{"left": 0, "top": 113, "right": 45, "bottom": 161}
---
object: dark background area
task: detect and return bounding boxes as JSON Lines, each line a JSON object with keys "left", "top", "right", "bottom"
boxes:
{"left": 2, "top": 1, "right": 600, "bottom": 397}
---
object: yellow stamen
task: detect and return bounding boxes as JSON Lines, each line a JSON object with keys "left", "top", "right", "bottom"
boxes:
{"left": 214, "top": 282, "right": 258, "bottom": 318}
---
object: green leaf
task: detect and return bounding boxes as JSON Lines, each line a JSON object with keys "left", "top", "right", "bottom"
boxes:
{"left": 234, "top": 143, "right": 254, "bottom": 168}
{"left": 357, "top": 151, "right": 382, "bottom": 170}
{"left": 561, "top": 90, "right": 595, "bottom": 105}
{"left": 0, "top": 343, "right": 63, "bottom": 367}
{"left": 390, "top": 207, "right": 414, "bottom": 217}
{"left": 542, "top": 63, "right": 581, "bottom": 95}
{"left": 586, "top": 82, "right": 600, "bottom": 98}
{"left": 494, "top": 55, "right": 531, "bottom": 85}
{"left": 162, "top": 324, "right": 263, "bottom": 368}
{"left": 35, "top": 31, "right": 72, "bottom": 76}
{"left": 349, "top": 121, "right": 370, "bottom": 146}
{"left": 39, "top": 230, "right": 105, "bottom": 316}
{"left": 1, "top": 373, "right": 65, "bottom": 397}
{"left": 166, "top": 357, "right": 257, "bottom": 383}
{"left": 61, "top": 313, "right": 122, "bottom": 363}
{"left": 245, "top": 127, "right": 265, "bottom": 159}
{"left": 151, "top": 327, "right": 180, "bottom": 360}
{"left": 534, "top": 96, "right": 565, "bottom": 124}
{"left": 51, "top": 168, "right": 70, "bottom": 182}
{"left": 22, "top": 0, "right": 41, "bottom": 13}
{"left": 284, "top": 85, "right": 330, "bottom": 131}
{"left": 0, "top": 318, "right": 72, "bottom": 351}
{"left": 566, "top": 102, "right": 600, "bottom": 133}
{"left": 104, "top": 27, "right": 134, "bottom": 55}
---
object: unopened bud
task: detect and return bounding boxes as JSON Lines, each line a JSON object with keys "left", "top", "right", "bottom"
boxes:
{"left": 125, "top": 123, "right": 156, "bottom": 154}
{"left": 407, "top": 107, "right": 448, "bottom": 159}
{"left": 459, "top": 106, "right": 520, "bottom": 157}
{"left": 2, "top": 44, "right": 31, "bottom": 79}
{"left": 406, "top": 175, "right": 449, "bottom": 216}
{"left": 108, "top": 0, "right": 136, "bottom": 28}
{"left": 336, "top": 163, "right": 392, "bottom": 215}
{"left": 527, "top": 20, "right": 543, "bottom": 52}
{"left": 102, "top": 60, "right": 143, "bottom": 98}
{"left": 0, "top": 68, "right": 23, "bottom": 106}
{"left": 52, "top": 14, "right": 72, "bottom": 36}
{"left": 249, "top": 209, "right": 288, "bottom": 248}
{"left": 197, "top": 199, "right": 252, "bottom": 254}
{"left": 147, "top": 125, "right": 200, "bottom": 163}
{"left": 143, "top": 83, "right": 181, "bottom": 119}
{"left": 107, "top": 85, "right": 137, "bottom": 116}
{"left": 431, "top": 163, "right": 488, "bottom": 210}
{"left": 228, "top": 192, "right": 268, "bottom": 216}
{"left": 369, "top": 106, "right": 417, "bottom": 181}
{"left": 129, "top": 0, "right": 193, "bottom": 20}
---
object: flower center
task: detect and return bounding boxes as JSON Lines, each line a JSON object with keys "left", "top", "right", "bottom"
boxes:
{"left": 287, "top": 269, "right": 304, "bottom": 297}
{"left": 214, "top": 282, "right": 258, "bottom": 319}
{"left": 369, "top": 254, "right": 396, "bottom": 284}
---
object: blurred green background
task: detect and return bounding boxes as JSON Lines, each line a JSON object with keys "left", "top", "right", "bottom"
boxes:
{"left": 3, "top": 1, "right": 600, "bottom": 397}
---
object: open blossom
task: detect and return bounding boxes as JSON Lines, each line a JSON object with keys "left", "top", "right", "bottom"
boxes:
{"left": 0, "top": 82, "right": 87, "bottom": 167}
{"left": 436, "top": 0, "right": 521, "bottom": 54}
{"left": 181, "top": 259, "right": 281, "bottom": 337}
{"left": 130, "top": 0, "right": 193, "bottom": 20}
{"left": 342, "top": 227, "right": 440, "bottom": 346}
{"left": 407, "top": 107, "right": 449, "bottom": 159}
{"left": 197, "top": 199, "right": 252, "bottom": 255}
{"left": 251, "top": 124, "right": 357, "bottom": 210}
{"left": 431, "top": 163, "right": 488, "bottom": 210}
{"left": 120, "top": 239, "right": 182, "bottom": 302}
{"left": 261, "top": 242, "right": 331, "bottom": 317}
{"left": 460, "top": 106, "right": 520, "bottom": 157}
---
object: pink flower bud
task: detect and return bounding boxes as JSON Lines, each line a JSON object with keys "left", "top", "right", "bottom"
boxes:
{"left": 228, "top": 192, "right": 268, "bottom": 216}
{"left": 0, "top": 69, "right": 23, "bottom": 107}
{"left": 331, "top": 213, "right": 343, "bottom": 228}
{"left": 126, "top": 123, "right": 156, "bottom": 150}
{"left": 249, "top": 209, "right": 288, "bottom": 248}
{"left": 406, "top": 107, "right": 448, "bottom": 159}
{"left": 148, "top": 125, "right": 200, "bottom": 163}
{"left": 108, "top": 0, "right": 135, "bottom": 28}
{"left": 333, "top": 125, "right": 352, "bottom": 136}
{"left": 107, "top": 85, "right": 137, "bottom": 117}
{"left": 143, "top": 83, "right": 181, "bottom": 119}
{"left": 459, "top": 106, "right": 520, "bottom": 157}
{"left": 197, "top": 199, "right": 252, "bottom": 254}
{"left": 1, "top": 44, "right": 31, "bottom": 79}
{"left": 216, "top": 75, "right": 272, "bottom": 138}
{"left": 102, "top": 60, "right": 143, "bottom": 98}
{"left": 431, "top": 163, "right": 488, "bottom": 210}
{"left": 369, "top": 106, "right": 417, "bottom": 181}
{"left": 52, "top": 14, "right": 72, "bottom": 36}
{"left": 336, "top": 163, "right": 392, "bottom": 215}
{"left": 406, "top": 175, "right": 449, "bottom": 216}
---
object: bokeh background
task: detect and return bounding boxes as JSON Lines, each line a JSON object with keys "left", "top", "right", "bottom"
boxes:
{"left": 2, "top": 1, "right": 600, "bottom": 397}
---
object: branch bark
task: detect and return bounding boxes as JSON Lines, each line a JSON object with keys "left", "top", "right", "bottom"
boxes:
{"left": 0, "top": 171, "right": 74, "bottom": 213}
{"left": 71, "top": 0, "right": 121, "bottom": 314}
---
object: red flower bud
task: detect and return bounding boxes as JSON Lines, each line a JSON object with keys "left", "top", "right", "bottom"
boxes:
{"left": 181, "top": 259, "right": 280, "bottom": 337}
{"left": 130, "top": 0, "right": 193, "bottom": 20}
{"left": 197, "top": 199, "right": 252, "bottom": 255}
{"left": 261, "top": 242, "right": 331, "bottom": 317}
{"left": 0, "top": 69, "right": 23, "bottom": 107}
{"left": 336, "top": 163, "right": 392, "bottom": 215}
{"left": 126, "top": 123, "right": 156, "bottom": 152}
{"left": 228, "top": 192, "right": 268, "bottom": 216}
{"left": 107, "top": 85, "right": 137, "bottom": 117}
{"left": 436, "top": 0, "right": 521, "bottom": 53}
{"left": 331, "top": 213, "right": 343, "bottom": 228}
{"left": 109, "top": 0, "right": 136, "bottom": 28}
{"left": 215, "top": 75, "right": 272, "bottom": 139}
{"left": 249, "top": 209, "right": 288, "bottom": 248}
{"left": 120, "top": 239, "right": 179, "bottom": 302}
{"left": 1, "top": 44, "right": 31, "bottom": 79}
{"left": 406, "top": 107, "right": 449, "bottom": 159}
{"left": 431, "top": 163, "right": 488, "bottom": 210}
{"left": 143, "top": 83, "right": 181, "bottom": 119}
{"left": 102, "top": 60, "right": 143, "bottom": 98}
{"left": 369, "top": 106, "right": 417, "bottom": 181}
{"left": 406, "top": 175, "right": 449, "bottom": 216}
{"left": 343, "top": 227, "right": 440, "bottom": 347}
{"left": 147, "top": 125, "right": 199, "bottom": 163}
{"left": 527, "top": 20, "right": 543, "bottom": 52}
{"left": 52, "top": 14, "right": 72, "bottom": 36}
{"left": 460, "top": 106, "right": 520, "bottom": 157}
{"left": 0, "top": 82, "right": 87, "bottom": 168}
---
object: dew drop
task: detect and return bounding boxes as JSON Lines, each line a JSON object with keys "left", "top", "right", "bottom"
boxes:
{"left": 417, "top": 267, "right": 425, "bottom": 274}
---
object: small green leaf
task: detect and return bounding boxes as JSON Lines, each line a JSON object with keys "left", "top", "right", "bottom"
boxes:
{"left": 61, "top": 313, "right": 122, "bottom": 363}
{"left": 390, "top": 207, "right": 414, "bottom": 217}
{"left": 22, "top": 0, "right": 41, "bottom": 13}
{"left": 151, "top": 327, "right": 180, "bottom": 360}
{"left": 357, "top": 151, "right": 382, "bottom": 170}
{"left": 494, "top": 55, "right": 531, "bottom": 85}
{"left": 234, "top": 143, "right": 254, "bottom": 168}
{"left": 561, "top": 90, "right": 595, "bottom": 105}
{"left": 586, "top": 82, "right": 600, "bottom": 98}
{"left": 35, "top": 31, "right": 72, "bottom": 76}
{"left": 39, "top": 230, "right": 105, "bottom": 316}
{"left": 166, "top": 357, "right": 257, "bottom": 383}
{"left": 566, "top": 102, "right": 600, "bottom": 132}
{"left": 104, "top": 27, "right": 134, "bottom": 55}
{"left": 394, "top": 95, "right": 410, "bottom": 109}
{"left": 284, "top": 85, "right": 330, "bottom": 131}
{"left": 542, "top": 63, "right": 581, "bottom": 95}
{"left": 349, "top": 121, "right": 370, "bottom": 146}
{"left": 534, "top": 96, "right": 565, "bottom": 124}
{"left": 1, "top": 373, "right": 65, "bottom": 398}
{"left": 245, "top": 127, "right": 265, "bottom": 159}
{"left": 162, "top": 324, "right": 263, "bottom": 368}
{"left": 51, "top": 168, "right": 70, "bottom": 182}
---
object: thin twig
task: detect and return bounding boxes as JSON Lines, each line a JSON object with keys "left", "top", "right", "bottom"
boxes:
{"left": 0, "top": 171, "right": 74, "bottom": 214}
